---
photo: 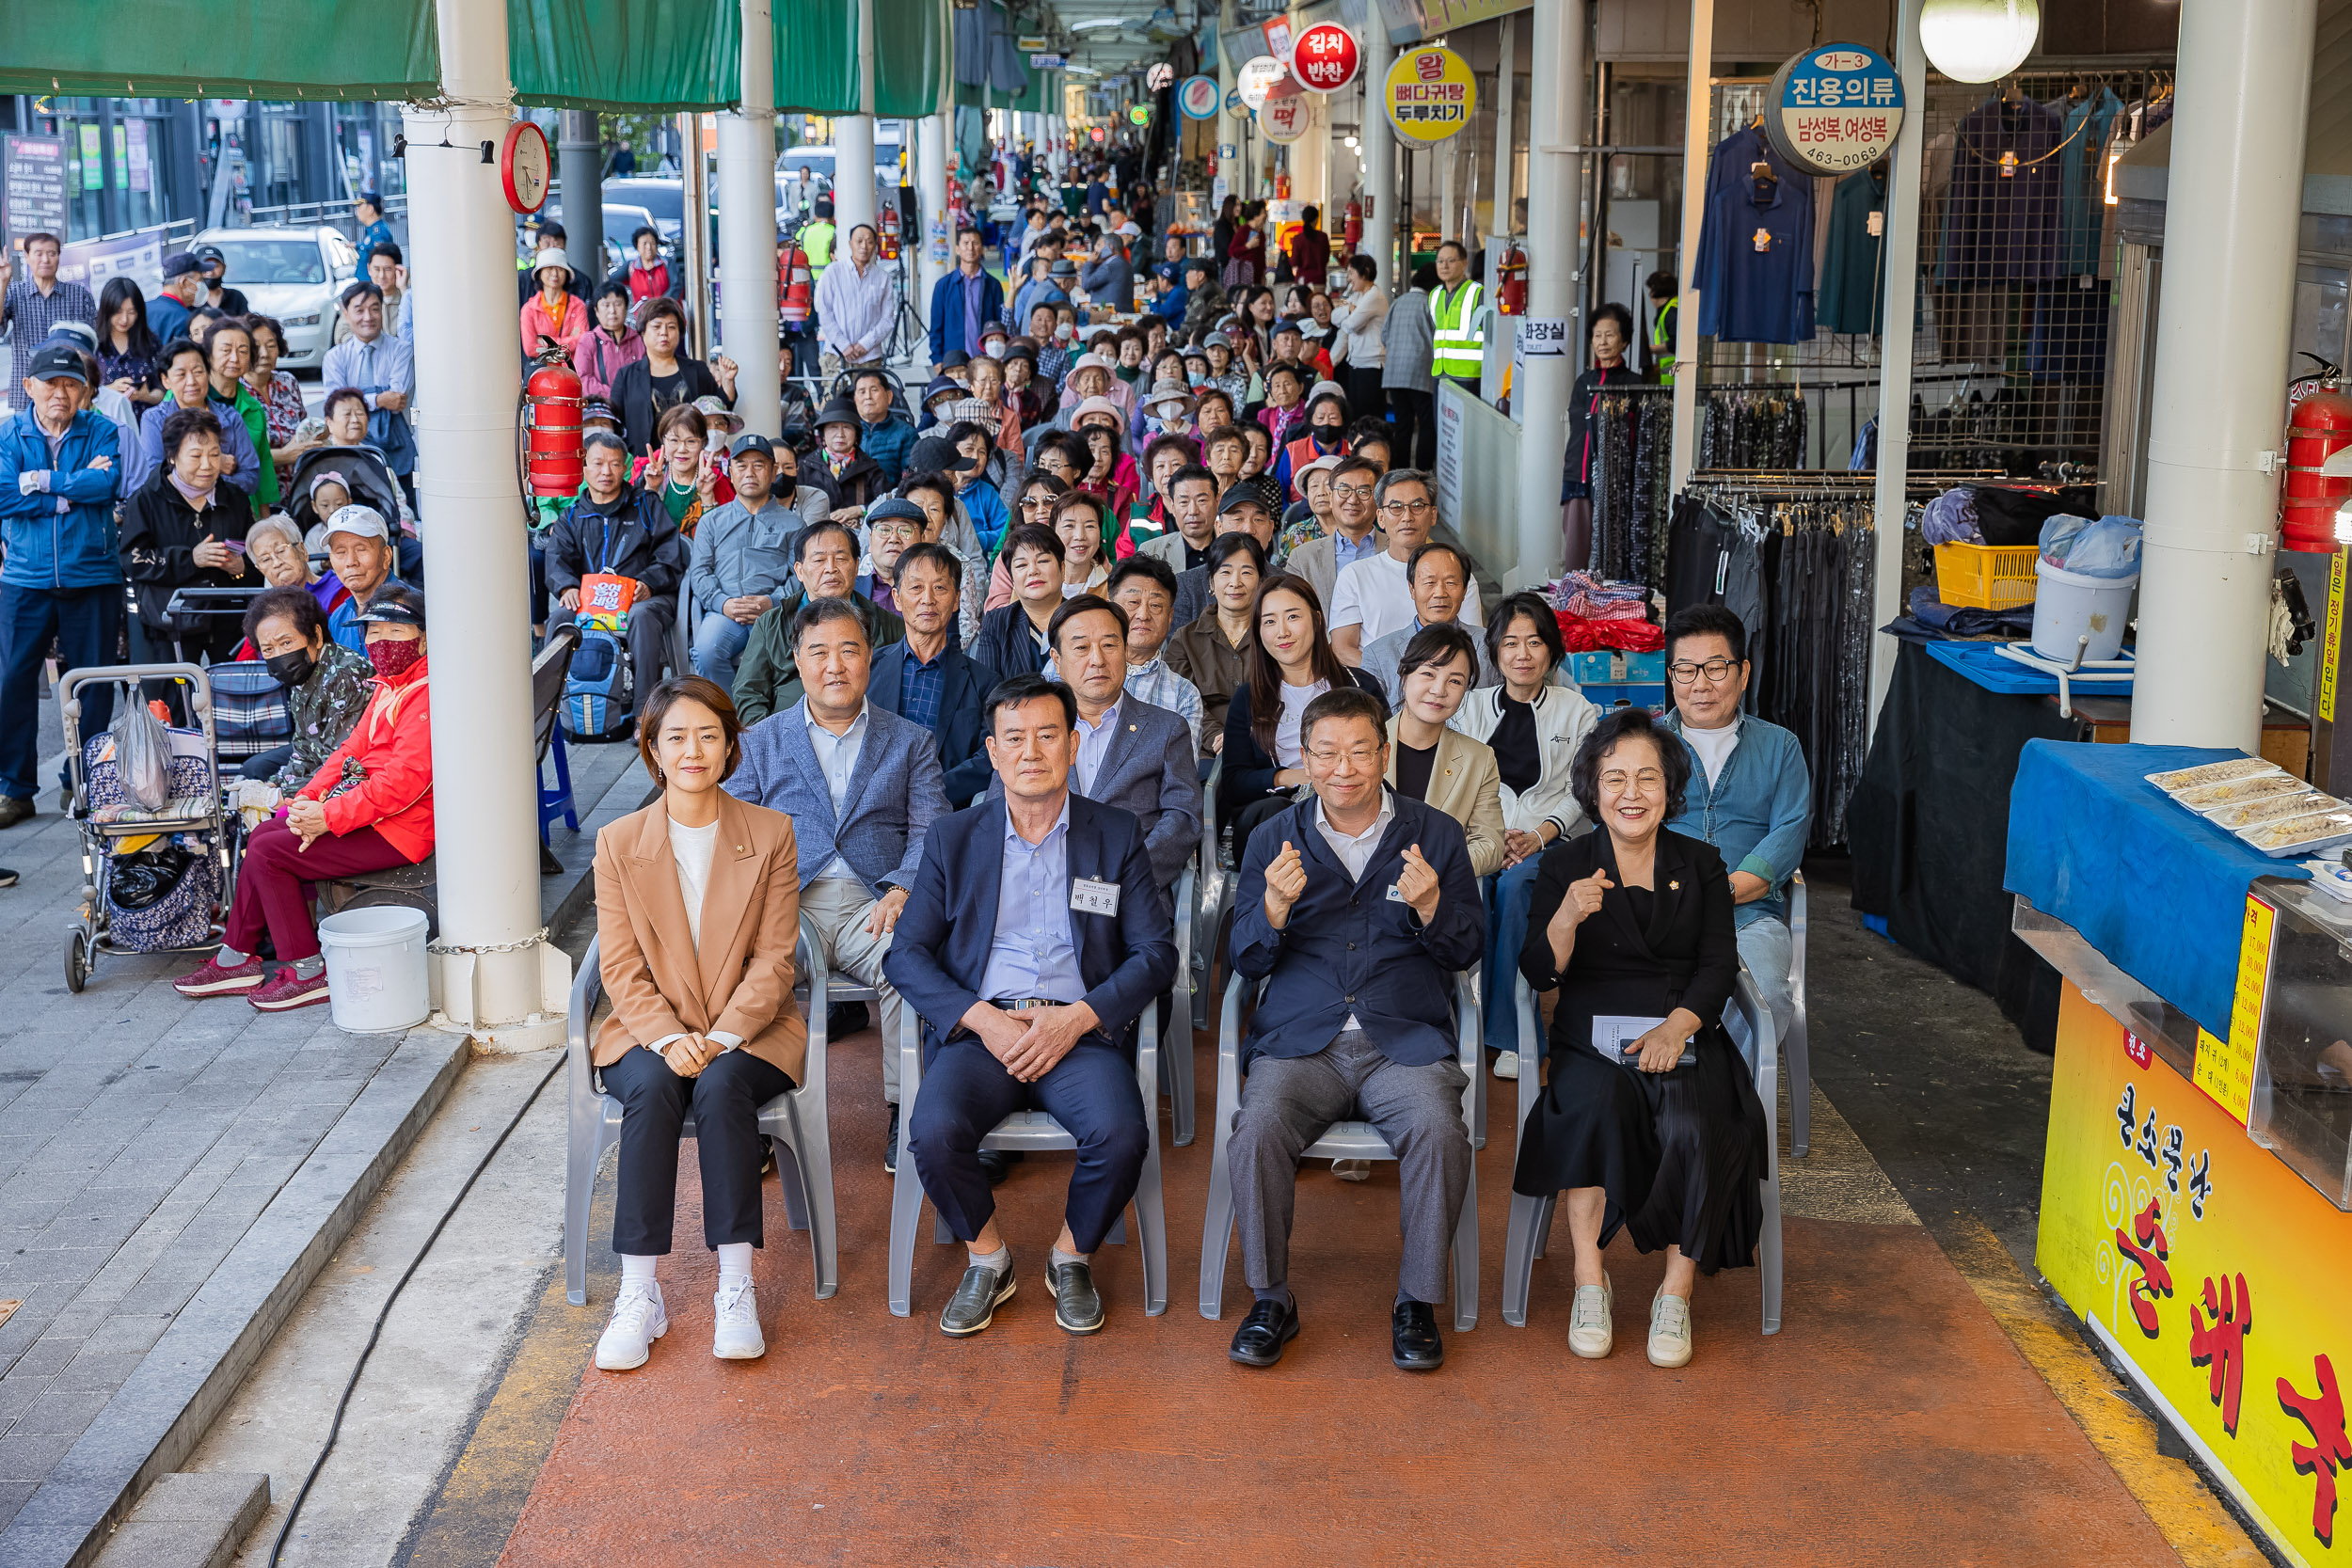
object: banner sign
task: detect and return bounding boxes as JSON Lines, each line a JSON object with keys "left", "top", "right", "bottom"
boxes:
{"left": 1293, "top": 24, "right": 1361, "bottom": 94}
{"left": 1383, "top": 45, "right": 1476, "bottom": 145}
{"left": 1765, "top": 42, "right": 1905, "bottom": 176}
{"left": 1259, "top": 95, "right": 1310, "bottom": 145}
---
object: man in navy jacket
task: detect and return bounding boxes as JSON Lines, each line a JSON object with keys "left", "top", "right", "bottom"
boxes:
{"left": 1224, "top": 686, "right": 1482, "bottom": 1373}
{"left": 885, "top": 673, "right": 1176, "bottom": 1339}
{"left": 928, "top": 227, "right": 1006, "bottom": 365}
{"left": 867, "top": 543, "right": 993, "bottom": 807}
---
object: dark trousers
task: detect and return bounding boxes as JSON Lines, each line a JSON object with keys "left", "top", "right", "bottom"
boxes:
{"left": 601, "top": 1044, "right": 796, "bottom": 1256}
{"left": 548, "top": 594, "right": 675, "bottom": 716}
{"left": 0, "top": 582, "right": 119, "bottom": 800}
{"left": 225, "top": 817, "right": 411, "bottom": 962}
{"left": 1343, "top": 366, "right": 1386, "bottom": 424}
{"left": 908, "top": 1038, "right": 1148, "bottom": 1255}
{"left": 1388, "top": 388, "right": 1438, "bottom": 471}
{"left": 239, "top": 743, "right": 294, "bottom": 782}
{"left": 1230, "top": 795, "right": 1293, "bottom": 862}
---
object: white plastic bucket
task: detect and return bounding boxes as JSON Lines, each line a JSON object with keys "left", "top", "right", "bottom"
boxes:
{"left": 316, "top": 905, "right": 431, "bottom": 1033}
{"left": 2031, "top": 560, "right": 2138, "bottom": 664}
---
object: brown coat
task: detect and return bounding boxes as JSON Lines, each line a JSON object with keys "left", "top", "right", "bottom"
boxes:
{"left": 1165, "top": 608, "right": 1252, "bottom": 754}
{"left": 592, "top": 792, "right": 808, "bottom": 1082}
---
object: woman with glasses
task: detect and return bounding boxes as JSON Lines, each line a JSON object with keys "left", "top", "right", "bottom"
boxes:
{"left": 1452, "top": 593, "right": 1600, "bottom": 1080}
{"left": 1513, "top": 706, "right": 1768, "bottom": 1371}
{"left": 1219, "top": 572, "right": 1387, "bottom": 846}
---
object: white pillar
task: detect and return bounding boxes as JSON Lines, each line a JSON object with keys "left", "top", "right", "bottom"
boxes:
{"left": 1485, "top": 11, "right": 1517, "bottom": 292}
{"left": 403, "top": 0, "right": 565, "bottom": 1044}
{"left": 1216, "top": 0, "right": 1241, "bottom": 201}
{"left": 1666, "top": 0, "right": 1714, "bottom": 492}
{"left": 558, "top": 111, "right": 602, "bottom": 279}
{"left": 678, "top": 114, "right": 713, "bottom": 358}
{"left": 835, "top": 0, "right": 879, "bottom": 237}
{"left": 1511, "top": 0, "right": 1581, "bottom": 590}
{"left": 720, "top": 0, "right": 780, "bottom": 436}
{"left": 1867, "top": 0, "right": 1930, "bottom": 735}
{"left": 2136, "top": 0, "right": 2316, "bottom": 748}
{"left": 917, "top": 113, "right": 951, "bottom": 341}
{"left": 1362, "top": 25, "right": 1395, "bottom": 287}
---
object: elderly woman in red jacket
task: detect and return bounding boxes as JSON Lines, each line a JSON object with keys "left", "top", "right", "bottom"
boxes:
{"left": 174, "top": 584, "right": 435, "bottom": 1012}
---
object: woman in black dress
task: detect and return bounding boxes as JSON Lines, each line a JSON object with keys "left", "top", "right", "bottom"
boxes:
{"left": 1515, "top": 706, "right": 1766, "bottom": 1370}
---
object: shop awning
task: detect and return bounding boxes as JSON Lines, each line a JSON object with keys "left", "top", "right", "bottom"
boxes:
{"left": 0, "top": 0, "right": 438, "bottom": 101}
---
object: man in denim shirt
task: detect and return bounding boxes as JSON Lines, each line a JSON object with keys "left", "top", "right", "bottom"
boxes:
{"left": 1660, "top": 605, "right": 1811, "bottom": 1042}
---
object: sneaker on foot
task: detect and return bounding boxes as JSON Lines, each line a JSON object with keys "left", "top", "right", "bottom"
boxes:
{"left": 596, "top": 1280, "right": 667, "bottom": 1370}
{"left": 1646, "top": 1287, "right": 1693, "bottom": 1368}
{"left": 247, "top": 966, "right": 331, "bottom": 1011}
{"left": 1568, "top": 1272, "right": 1613, "bottom": 1359}
{"left": 0, "top": 866, "right": 18, "bottom": 889}
{"left": 712, "top": 1276, "right": 765, "bottom": 1359}
{"left": 1330, "top": 1158, "right": 1372, "bottom": 1181}
{"left": 1492, "top": 1050, "right": 1519, "bottom": 1080}
{"left": 0, "top": 796, "right": 34, "bottom": 830}
{"left": 174, "top": 954, "right": 268, "bottom": 997}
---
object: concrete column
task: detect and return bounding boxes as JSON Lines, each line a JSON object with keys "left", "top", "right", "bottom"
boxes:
{"left": 720, "top": 0, "right": 780, "bottom": 437}
{"left": 1216, "top": 0, "right": 1241, "bottom": 200}
{"left": 1666, "top": 0, "right": 1714, "bottom": 491}
{"left": 557, "top": 110, "right": 602, "bottom": 278}
{"left": 2135, "top": 0, "right": 2316, "bottom": 748}
{"left": 1511, "top": 0, "right": 1581, "bottom": 590}
{"left": 1484, "top": 12, "right": 1516, "bottom": 292}
{"left": 917, "top": 113, "right": 951, "bottom": 345}
{"left": 834, "top": 0, "right": 880, "bottom": 237}
{"left": 1867, "top": 0, "right": 1930, "bottom": 735}
{"left": 1362, "top": 24, "right": 1395, "bottom": 287}
{"left": 678, "top": 114, "right": 713, "bottom": 358}
{"left": 403, "top": 0, "right": 564, "bottom": 1044}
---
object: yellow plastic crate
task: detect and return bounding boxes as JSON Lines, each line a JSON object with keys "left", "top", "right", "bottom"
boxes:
{"left": 1933, "top": 542, "right": 2040, "bottom": 610}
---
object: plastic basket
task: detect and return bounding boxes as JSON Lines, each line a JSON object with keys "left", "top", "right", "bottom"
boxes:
{"left": 1933, "top": 542, "right": 2041, "bottom": 610}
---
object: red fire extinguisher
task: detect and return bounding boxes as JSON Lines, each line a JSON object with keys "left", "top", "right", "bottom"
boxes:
{"left": 1496, "top": 240, "right": 1528, "bottom": 315}
{"left": 880, "top": 200, "right": 902, "bottom": 262}
{"left": 779, "top": 243, "right": 814, "bottom": 330}
{"left": 522, "top": 348, "right": 583, "bottom": 499}
{"left": 2282, "top": 358, "right": 2352, "bottom": 552}
{"left": 1343, "top": 198, "right": 1362, "bottom": 252}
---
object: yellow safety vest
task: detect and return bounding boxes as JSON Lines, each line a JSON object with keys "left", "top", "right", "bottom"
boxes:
{"left": 1429, "top": 278, "right": 1485, "bottom": 381}
{"left": 803, "top": 220, "right": 836, "bottom": 273}
{"left": 1649, "top": 296, "right": 1678, "bottom": 386}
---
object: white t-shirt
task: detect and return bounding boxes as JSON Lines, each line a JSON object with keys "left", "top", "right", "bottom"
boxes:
{"left": 1274, "top": 678, "right": 1330, "bottom": 768}
{"left": 1683, "top": 718, "right": 1740, "bottom": 789}
{"left": 669, "top": 816, "right": 719, "bottom": 949}
{"left": 1327, "top": 549, "right": 1486, "bottom": 642}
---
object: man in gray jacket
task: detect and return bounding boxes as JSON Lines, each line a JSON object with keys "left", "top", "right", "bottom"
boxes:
{"left": 684, "top": 434, "right": 800, "bottom": 691}
{"left": 1079, "top": 233, "right": 1136, "bottom": 313}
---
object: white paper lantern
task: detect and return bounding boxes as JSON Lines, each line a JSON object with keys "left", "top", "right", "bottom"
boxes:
{"left": 1919, "top": 0, "right": 2042, "bottom": 85}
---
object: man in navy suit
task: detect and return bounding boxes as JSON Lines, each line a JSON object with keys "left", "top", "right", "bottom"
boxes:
{"left": 868, "top": 543, "right": 993, "bottom": 807}
{"left": 725, "top": 599, "right": 948, "bottom": 1169}
{"left": 1223, "top": 686, "right": 1484, "bottom": 1373}
{"left": 998, "top": 595, "right": 1199, "bottom": 889}
{"left": 885, "top": 674, "right": 1177, "bottom": 1338}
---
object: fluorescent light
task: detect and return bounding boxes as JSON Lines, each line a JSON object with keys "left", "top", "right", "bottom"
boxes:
{"left": 1070, "top": 16, "right": 1127, "bottom": 28}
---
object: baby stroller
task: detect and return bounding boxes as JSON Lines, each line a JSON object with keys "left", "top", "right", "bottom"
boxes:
{"left": 284, "top": 444, "right": 417, "bottom": 578}
{"left": 59, "top": 664, "right": 244, "bottom": 992}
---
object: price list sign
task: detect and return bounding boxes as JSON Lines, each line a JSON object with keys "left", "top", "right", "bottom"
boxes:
{"left": 5, "top": 135, "right": 68, "bottom": 243}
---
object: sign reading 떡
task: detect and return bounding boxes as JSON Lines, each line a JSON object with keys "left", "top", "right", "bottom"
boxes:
{"left": 1765, "top": 43, "right": 1905, "bottom": 176}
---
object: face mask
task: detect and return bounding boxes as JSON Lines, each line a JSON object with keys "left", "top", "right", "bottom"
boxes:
{"left": 984, "top": 341, "right": 1006, "bottom": 359}
{"left": 367, "top": 638, "right": 422, "bottom": 680}
{"left": 264, "top": 647, "right": 316, "bottom": 689}
{"left": 1055, "top": 323, "right": 1075, "bottom": 342}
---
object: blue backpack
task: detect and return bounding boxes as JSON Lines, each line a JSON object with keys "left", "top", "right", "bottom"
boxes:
{"left": 563, "top": 625, "right": 635, "bottom": 741}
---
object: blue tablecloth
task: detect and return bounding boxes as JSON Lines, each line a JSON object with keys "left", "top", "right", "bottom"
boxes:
{"left": 1922, "top": 639, "right": 2137, "bottom": 697}
{"left": 2004, "top": 741, "right": 2309, "bottom": 1038}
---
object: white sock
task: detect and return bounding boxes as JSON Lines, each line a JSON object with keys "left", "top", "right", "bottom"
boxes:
{"left": 215, "top": 945, "right": 248, "bottom": 966}
{"left": 1051, "top": 1245, "right": 1089, "bottom": 1270}
{"left": 620, "top": 1254, "right": 659, "bottom": 1291}
{"left": 716, "top": 1243, "right": 754, "bottom": 1283}
{"left": 968, "top": 1243, "right": 1011, "bottom": 1277}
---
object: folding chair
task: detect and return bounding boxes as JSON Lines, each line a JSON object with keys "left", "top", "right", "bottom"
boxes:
{"left": 1191, "top": 757, "right": 1225, "bottom": 1032}
{"left": 532, "top": 625, "right": 580, "bottom": 844}
{"left": 564, "top": 919, "right": 839, "bottom": 1307}
{"left": 1164, "top": 859, "right": 1199, "bottom": 1147}
{"left": 886, "top": 1001, "right": 1169, "bottom": 1318}
{"left": 1498, "top": 970, "right": 1783, "bottom": 1335}
{"left": 1787, "top": 870, "right": 1811, "bottom": 1158}
{"left": 1198, "top": 970, "right": 1483, "bottom": 1331}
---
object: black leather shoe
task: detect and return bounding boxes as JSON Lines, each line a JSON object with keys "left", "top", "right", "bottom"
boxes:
{"left": 882, "top": 1103, "right": 900, "bottom": 1175}
{"left": 1391, "top": 1300, "right": 1444, "bottom": 1371}
{"left": 939, "top": 1263, "right": 1015, "bottom": 1337}
{"left": 1229, "top": 1296, "right": 1301, "bottom": 1367}
{"left": 1047, "top": 1259, "right": 1103, "bottom": 1334}
{"left": 978, "top": 1148, "right": 1019, "bottom": 1186}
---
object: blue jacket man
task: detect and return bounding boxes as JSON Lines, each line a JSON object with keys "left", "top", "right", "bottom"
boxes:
{"left": 927, "top": 230, "right": 1006, "bottom": 364}
{"left": 870, "top": 636, "right": 994, "bottom": 808}
{"left": 0, "top": 347, "right": 124, "bottom": 816}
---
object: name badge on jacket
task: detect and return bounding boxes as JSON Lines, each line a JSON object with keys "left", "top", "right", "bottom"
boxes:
{"left": 1386, "top": 882, "right": 1406, "bottom": 903}
{"left": 1071, "top": 878, "right": 1120, "bottom": 916}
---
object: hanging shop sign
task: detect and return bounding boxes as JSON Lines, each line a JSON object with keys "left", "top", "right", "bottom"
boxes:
{"left": 1764, "top": 42, "right": 1906, "bottom": 176}
{"left": 1292, "top": 23, "right": 1361, "bottom": 94}
{"left": 500, "top": 120, "right": 552, "bottom": 214}
{"left": 1147, "top": 63, "right": 1175, "bottom": 91}
{"left": 1260, "top": 17, "right": 1296, "bottom": 64}
{"left": 1259, "top": 95, "right": 1311, "bottom": 145}
{"left": 1178, "top": 75, "right": 1223, "bottom": 119}
{"left": 1018, "top": 35, "right": 1050, "bottom": 53}
{"left": 1225, "top": 90, "right": 1246, "bottom": 117}
{"left": 1129, "top": 105, "right": 1153, "bottom": 127}
{"left": 1030, "top": 53, "right": 1067, "bottom": 70}
{"left": 3, "top": 135, "right": 68, "bottom": 242}
{"left": 1383, "top": 44, "right": 1476, "bottom": 146}
{"left": 1238, "top": 56, "right": 1292, "bottom": 111}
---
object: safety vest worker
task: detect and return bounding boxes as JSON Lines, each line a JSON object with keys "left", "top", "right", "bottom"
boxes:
{"left": 1427, "top": 244, "right": 1484, "bottom": 385}
{"left": 803, "top": 201, "right": 837, "bottom": 275}
{"left": 1645, "top": 273, "right": 1678, "bottom": 385}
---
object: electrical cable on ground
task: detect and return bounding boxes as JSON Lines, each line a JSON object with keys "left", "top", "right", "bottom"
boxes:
{"left": 266, "top": 1053, "right": 564, "bottom": 1567}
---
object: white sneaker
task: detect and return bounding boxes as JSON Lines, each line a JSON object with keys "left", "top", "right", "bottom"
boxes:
{"left": 1330, "top": 1159, "right": 1372, "bottom": 1181}
{"left": 595, "top": 1280, "right": 667, "bottom": 1370}
{"left": 1647, "top": 1288, "right": 1693, "bottom": 1368}
{"left": 712, "top": 1275, "right": 765, "bottom": 1360}
{"left": 1492, "top": 1051, "right": 1520, "bottom": 1081}
{"left": 1568, "top": 1272, "right": 1613, "bottom": 1359}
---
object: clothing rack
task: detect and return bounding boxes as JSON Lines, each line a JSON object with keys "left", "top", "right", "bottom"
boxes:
{"left": 1586, "top": 388, "right": 1808, "bottom": 592}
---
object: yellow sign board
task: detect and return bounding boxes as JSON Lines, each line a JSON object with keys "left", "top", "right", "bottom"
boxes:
{"left": 2192, "top": 895, "right": 2275, "bottom": 1125}
{"left": 2321, "top": 550, "right": 2344, "bottom": 724}
{"left": 1382, "top": 45, "right": 1477, "bottom": 146}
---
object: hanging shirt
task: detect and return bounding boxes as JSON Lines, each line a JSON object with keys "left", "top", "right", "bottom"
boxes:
{"left": 1935, "top": 95, "right": 2065, "bottom": 285}
{"left": 1818, "top": 167, "right": 1889, "bottom": 336}
{"left": 1694, "top": 130, "right": 1816, "bottom": 345}
{"left": 2057, "top": 87, "right": 2125, "bottom": 278}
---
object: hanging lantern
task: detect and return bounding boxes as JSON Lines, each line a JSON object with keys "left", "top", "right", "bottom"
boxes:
{"left": 1919, "top": 0, "right": 2042, "bottom": 85}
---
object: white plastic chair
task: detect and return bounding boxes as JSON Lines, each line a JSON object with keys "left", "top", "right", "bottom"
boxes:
{"left": 1198, "top": 970, "right": 1483, "bottom": 1331}
{"left": 1498, "top": 969, "right": 1783, "bottom": 1336}
{"left": 564, "top": 918, "right": 838, "bottom": 1307}
{"left": 1787, "top": 870, "right": 1811, "bottom": 1158}
{"left": 886, "top": 1002, "right": 1169, "bottom": 1318}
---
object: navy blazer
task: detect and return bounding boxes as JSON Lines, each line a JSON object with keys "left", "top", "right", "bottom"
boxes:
{"left": 989, "top": 695, "right": 1201, "bottom": 888}
{"left": 970, "top": 602, "right": 1052, "bottom": 689}
{"left": 884, "top": 794, "right": 1177, "bottom": 1066}
{"left": 1230, "top": 792, "right": 1485, "bottom": 1068}
{"left": 723, "top": 699, "right": 946, "bottom": 895}
{"left": 1216, "top": 667, "right": 1389, "bottom": 821}
{"left": 868, "top": 640, "right": 994, "bottom": 807}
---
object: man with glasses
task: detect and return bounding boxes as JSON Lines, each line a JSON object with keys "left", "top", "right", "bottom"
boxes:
{"left": 1357, "top": 542, "right": 1499, "bottom": 706}
{"left": 1222, "top": 686, "right": 1483, "bottom": 1372}
{"left": 1659, "top": 605, "right": 1811, "bottom": 1044}
{"left": 1327, "top": 468, "right": 1482, "bottom": 667}
{"left": 857, "top": 495, "right": 927, "bottom": 611}
{"left": 1285, "top": 454, "right": 1385, "bottom": 616}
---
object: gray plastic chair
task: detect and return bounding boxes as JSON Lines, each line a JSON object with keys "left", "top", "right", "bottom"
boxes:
{"left": 1197, "top": 969, "right": 1483, "bottom": 1330}
{"left": 1164, "top": 859, "right": 1199, "bottom": 1147}
{"left": 1498, "top": 970, "right": 1783, "bottom": 1335}
{"left": 564, "top": 918, "right": 839, "bottom": 1307}
{"left": 885, "top": 1002, "right": 1169, "bottom": 1318}
{"left": 1786, "top": 870, "right": 1811, "bottom": 1158}
{"left": 1191, "top": 756, "right": 1226, "bottom": 1033}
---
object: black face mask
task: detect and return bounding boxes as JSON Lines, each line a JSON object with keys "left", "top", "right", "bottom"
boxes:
{"left": 265, "top": 647, "right": 316, "bottom": 689}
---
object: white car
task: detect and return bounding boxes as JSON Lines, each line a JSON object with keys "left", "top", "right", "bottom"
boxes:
{"left": 191, "top": 226, "right": 359, "bottom": 373}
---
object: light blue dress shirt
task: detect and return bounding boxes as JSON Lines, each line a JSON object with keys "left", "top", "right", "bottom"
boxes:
{"left": 977, "top": 797, "right": 1087, "bottom": 1004}
{"left": 804, "top": 705, "right": 868, "bottom": 883}
{"left": 1073, "top": 696, "right": 1120, "bottom": 796}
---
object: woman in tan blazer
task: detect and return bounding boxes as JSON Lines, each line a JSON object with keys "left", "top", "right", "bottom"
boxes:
{"left": 1385, "top": 623, "right": 1507, "bottom": 878}
{"left": 591, "top": 675, "right": 805, "bottom": 1373}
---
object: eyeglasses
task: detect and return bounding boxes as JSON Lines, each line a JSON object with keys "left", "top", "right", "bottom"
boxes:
{"left": 1668, "top": 657, "right": 1739, "bottom": 685}
{"left": 1306, "top": 746, "right": 1383, "bottom": 768}
{"left": 1380, "top": 499, "right": 1433, "bottom": 516}
{"left": 1598, "top": 768, "right": 1667, "bottom": 792}
{"left": 869, "top": 520, "right": 922, "bottom": 542}
{"left": 1332, "top": 483, "right": 1374, "bottom": 501}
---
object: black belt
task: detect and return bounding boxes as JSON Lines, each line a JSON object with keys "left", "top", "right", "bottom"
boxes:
{"left": 945, "top": 996, "right": 1070, "bottom": 1044}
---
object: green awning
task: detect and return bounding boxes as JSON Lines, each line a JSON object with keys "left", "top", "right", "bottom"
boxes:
{"left": 512, "top": 0, "right": 739, "bottom": 110}
{"left": 873, "top": 0, "right": 947, "bottom": 119}
{"left": 0, "top": 0, "right": 437, "bottom": 101}
{"left": 773, "top": 0, "right": 858, "bottom": 115}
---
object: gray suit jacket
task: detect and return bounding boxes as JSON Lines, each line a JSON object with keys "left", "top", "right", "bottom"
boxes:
{"left": 989, "top": 695, "right": 1200, "bottom": 888}
{"left": 1286, "top": 528, "right": 1384, "bottom": 617}
{"left": 1360, "top": 621, "right": 1501, "bottom": 708}
{"left": 724, "top": 699, "right": 947, "bottom": 895}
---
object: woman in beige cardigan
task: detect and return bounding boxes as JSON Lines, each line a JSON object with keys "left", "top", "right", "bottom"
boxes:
{"left": 1384, "top": 623, "right": 1507, "bottom": 878}
{"left": 591, "top": 675, "right": 805, "bottom": 1372}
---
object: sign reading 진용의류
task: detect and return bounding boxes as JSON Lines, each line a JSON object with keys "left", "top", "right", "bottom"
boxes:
{"left": 1765, "top": 43, "right": 1905, "bottom": 177}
